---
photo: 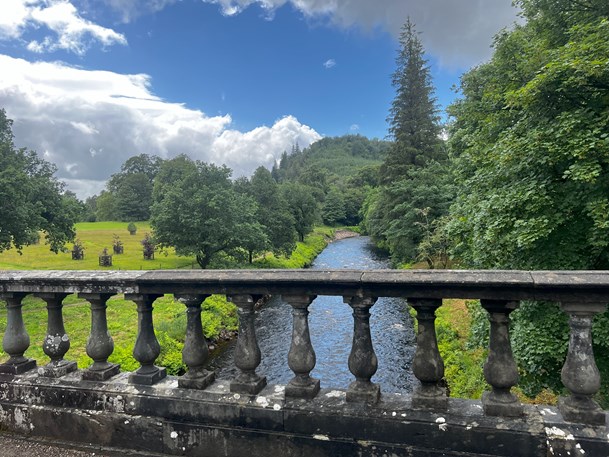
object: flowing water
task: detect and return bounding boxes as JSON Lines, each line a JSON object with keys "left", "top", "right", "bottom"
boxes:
{"left": 208, "top": 236, "right": 417, "bottom": 393}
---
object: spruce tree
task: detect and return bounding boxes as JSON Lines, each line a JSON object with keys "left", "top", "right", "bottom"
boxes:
{"left": 368, "top": 19, "right": 452, "bottom": 264}
{"left": 383, "top": 19, "right": 441, "bottom": 183}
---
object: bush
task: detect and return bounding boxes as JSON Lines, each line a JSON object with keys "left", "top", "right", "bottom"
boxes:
{"left": 127, "top": 222, "right": 137, "bottom": 235}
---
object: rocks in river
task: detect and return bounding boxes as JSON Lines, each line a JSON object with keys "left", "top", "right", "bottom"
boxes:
{"left": 333, "top": 230, "right": 360, "bottom": 241}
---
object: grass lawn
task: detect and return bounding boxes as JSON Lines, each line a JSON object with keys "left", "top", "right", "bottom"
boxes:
{"left": 0, "top": 221, "right": 196, "bottom": 270}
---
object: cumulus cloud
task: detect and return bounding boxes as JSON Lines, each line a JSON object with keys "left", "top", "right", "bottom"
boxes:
{"left": 0, "top": 54, "right": 321, "bottom": 199}
{"left": 0, "top": 0, "right": 126, "bottom": 55}
{"left": 323, "top": 58, "right": 336, "bottom": 69}
{"left": 192, "top": 0, "right": 519, "bottom": 68}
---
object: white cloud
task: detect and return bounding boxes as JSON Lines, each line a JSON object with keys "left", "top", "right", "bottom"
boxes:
{"left": 102, "top": 0, "right": 181, "bottom": 23}
{"left": 0, "top": 54, "right": 321, "bottom": 199}
{"left": 323, "top": 58, "right": 336, "bottom": 69}
{"left": 0, "top": 0, "right": 126, "bottom": 55}
{"left": 200, "top": 0, "right": 518, "bottom": 68}
{"left": 350, "top": 124, "right": 359, "bottom": 132}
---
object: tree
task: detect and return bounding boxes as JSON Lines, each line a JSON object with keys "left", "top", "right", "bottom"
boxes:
{"left": 447, "top": 2, "right": 609, "bottom": 396}
{"left": 114, "top": 173, "right": 153, "bottom": 221}
{"left": 383, "top": 19, "right": 442, "bottom": 182}
{"left": 321, "top": 187, "right": 346, "bottom": 226}
{"left": 248, "top": 166, "right": 296, "bottom": 258}
{"left": 365, "top": 19, "right": 452, "bottom": 263}
{"left": 280, "top": 182, "right": 318, "bottom": 242}
{"left": 448, "top": 3, "right": 609, "bottom": 270}
{"left": 151, "top": 161, "right": 266, "bottom": 268}
{"left": 107, "top": 154, "right": 162, "bottom": 221}
{"left": 95, "top": 190, "right": 117, "bottom": 221}
{"left": 0, "top": 109, "right": 77, "bottom": 253}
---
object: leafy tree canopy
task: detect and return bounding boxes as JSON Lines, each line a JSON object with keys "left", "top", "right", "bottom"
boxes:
{"left": 449, "top": 4, "right": 609, "bottom": 270}
{"left": 0, "top": 109, "right": 77, "bottom": 253}
{"left": 150, "top": 160, "right": 265, "bottom": 268}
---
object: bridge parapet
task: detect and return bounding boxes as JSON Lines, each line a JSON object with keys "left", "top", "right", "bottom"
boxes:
{"left": 0, "top": 269, "right": 607, "bottom": 456}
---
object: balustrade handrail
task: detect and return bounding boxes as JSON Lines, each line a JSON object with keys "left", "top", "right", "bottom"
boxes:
{"left": 1, "top": 269, "right": 609, "bottom": 301}
{"left": 0, "top": 268, "right": 608, "bottom": 430}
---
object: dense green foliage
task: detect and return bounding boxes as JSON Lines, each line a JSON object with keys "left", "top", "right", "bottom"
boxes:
{"left": 241, "top": 167, "right": 296, "bottom": 260}
{"left": 0, "top": 109, "right": 78, "bottom": 253}
{"left": 447, "top": 1, "right": 609, "bottom": 399}
{"left": 275, "top": 136, "right": 388, "bottom": 227}
{"left": 363, "top": 20, "right": 453, "bottom": 265}
{"left": 449, "top": 7, "right": 609, "bottom": 270}
{"left": 151, "top": 158, "right": 266, "bottom": 268}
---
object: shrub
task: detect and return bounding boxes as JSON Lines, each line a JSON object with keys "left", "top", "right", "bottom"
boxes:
{"left": 141, "top": 233, "right": 155, "bottom": 260}
{"left": 98, "top": 247, "right": 112, "bottom": 267}
{"left": 112, "top": 234, "right": 124, "bottom": 254}
{"left": 71, "top": 239, "right": 84, "bottom": 260}
{"left": 127, "top": 222, "right": 137, "bottom": 235}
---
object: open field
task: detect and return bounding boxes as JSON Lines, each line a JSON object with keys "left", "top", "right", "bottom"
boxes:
{"left": 0, "top": 221, "right": 196, "bottom": 270}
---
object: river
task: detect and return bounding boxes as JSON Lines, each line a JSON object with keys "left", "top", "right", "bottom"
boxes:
{"left": 208, "top": 236, "right": 417, "bottom": 393}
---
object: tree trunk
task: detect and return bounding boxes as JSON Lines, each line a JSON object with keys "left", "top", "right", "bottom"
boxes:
{"left": 196, "top": 253, "right": 210, "bottom": 269}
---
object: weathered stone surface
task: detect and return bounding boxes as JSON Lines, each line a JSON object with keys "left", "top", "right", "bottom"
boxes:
{"left": 0, "top": 370, "right": 606, "bottom": 457}
{"left": 344, "top": 295, "right": 380, "bottom": 404}
{"left": 229, "top": 294, "right": 266, "bottom": 395}
{"left": 481, "top": 299, "right": 523, "bottom": 417}
{"left": 0, "top": 269, "right": 608, "bottom": 456}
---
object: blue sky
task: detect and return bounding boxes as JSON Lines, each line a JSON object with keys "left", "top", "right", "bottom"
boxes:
{"left": 0, "top": 0, "right": 518, "bottom": 198}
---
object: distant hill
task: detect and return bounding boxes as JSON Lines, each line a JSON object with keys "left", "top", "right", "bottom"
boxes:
{"left": 275, "top": 135, "right": 390, "bottom": 184}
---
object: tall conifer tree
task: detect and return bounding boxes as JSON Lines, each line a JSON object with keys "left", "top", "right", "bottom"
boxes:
{"left": 367, "top": 19, "right": 451, "bottom": 264}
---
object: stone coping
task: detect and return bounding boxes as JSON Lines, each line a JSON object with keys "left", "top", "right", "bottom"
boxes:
{"left": 0, "top": 269, "right": 607, "bottom": 302}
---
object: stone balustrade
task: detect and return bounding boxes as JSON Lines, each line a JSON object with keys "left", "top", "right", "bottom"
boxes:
{"left": 0, "top": 269, "right": 607, "bottom": 457}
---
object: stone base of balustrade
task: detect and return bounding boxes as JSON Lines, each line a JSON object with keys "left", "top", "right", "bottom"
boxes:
{"left": 0, "top": 358, "right": 36, "bottom": 375}
{"left": 179, "top": 369, "right": 215, "bottom": 390}
{"left": 129, "top": 366, "right": 167, "bottom": 385}
{"left": 285, "top": 377, "right": 320, "bottom": 399}
{"left": 0, "top": 372, "right": 609, "bottom": 457}
{"left": 82, "top": 363, "right": 120, "bottom": 381}
{"left": 482, "top": 391, "right": 523, "bottom": 417}
{"left": 411, "top": 384, "right": 447, "bottom": 410}
{"left": 230, "top": 374, "right": 267, "bottom": 395}
{"left": 558, "top": 395, "right": 607, "bottom": 426}
{"left": 37, "top": 360, "right": 78, "bottom": 378}
{"left": 346, "top": 380, "right": 380, "bottom": 404}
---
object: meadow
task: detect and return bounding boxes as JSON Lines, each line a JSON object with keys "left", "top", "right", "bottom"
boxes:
{"left": 0, "top": 222, "right": 334, "bottom": 374}
{"left": 0, "top": 221, "right": 195, "bottom": 270}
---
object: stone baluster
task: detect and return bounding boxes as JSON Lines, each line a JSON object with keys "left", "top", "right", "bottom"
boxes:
{"left": 480, "top": 299, "right": 522, "bottom": 417}
{"left": 558, "top": 302, "right": 607, "bottom": 425}
{"left": 0, "top": 293, "right": 36, "bottom": 374}
{"left": 176, "top": 294, "right": 215, "bottom": 390}
{"left": 36, "top": 293, "right": 78, "bottom": 377}
{"left": 125, "top": 293, "right": 166, "bottom": 385}
{"left": 80, "top": 293, "right": 120, "bottom": 381}
{"left": 229, "top": 294, "right": 266, "bottom": 394}
{"left": 409, "top": 298, "right": 447, "bottom": 409}
{"left": 284, "top": 294, "right": 320, "bottom": 399}
{"left": 344, "top": 294, "right": 380, "bottom": 403}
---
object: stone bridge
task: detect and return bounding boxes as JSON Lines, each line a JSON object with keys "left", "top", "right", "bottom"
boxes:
{"left": 0, "top": 269, "right": 608, "bottom": 456}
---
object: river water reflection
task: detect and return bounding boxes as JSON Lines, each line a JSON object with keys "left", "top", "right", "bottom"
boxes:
{"left": 207, "top": 236, "right": 417, "bottom": 393}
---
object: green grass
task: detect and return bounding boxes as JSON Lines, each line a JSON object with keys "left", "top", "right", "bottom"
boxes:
{"left": 0, "top": 221, "right": 195, "bottom": 270}
{"left": 0, "top": 223, "right": 335, "bottom": 375}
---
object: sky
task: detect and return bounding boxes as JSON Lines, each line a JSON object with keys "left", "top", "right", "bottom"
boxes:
{"left": 0, "top": 0, "right": 519, "bottom": 199}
